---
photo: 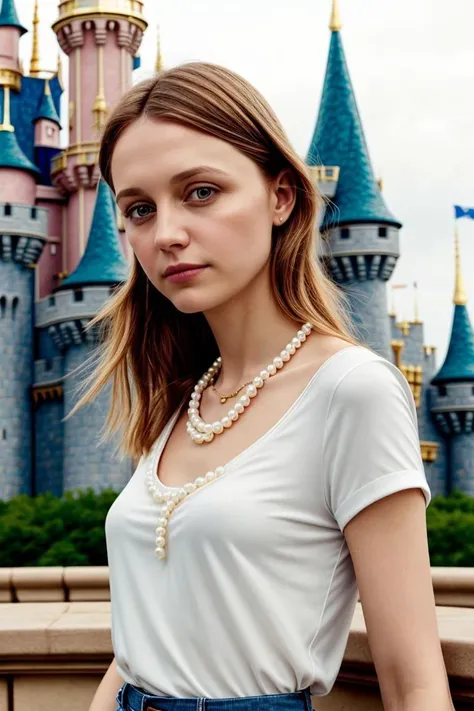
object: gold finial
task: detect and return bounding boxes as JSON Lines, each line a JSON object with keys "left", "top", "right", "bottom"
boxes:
{"left": 454, "top": 224, "right": 468, "bottom": 305}
{"left": 57, "top": 53, "right": 64, "bottom": 89}
{"left": 30, "top": 0, "right": 41, "bottom": 77}
{"left": 0, "top": 87, "right": 14, "bottom": 132}
{"left": 155, "top": 24, "right": 163, "bottom": 73}
{"left": 329, "top": 0, "right": 342, "bottom": 32}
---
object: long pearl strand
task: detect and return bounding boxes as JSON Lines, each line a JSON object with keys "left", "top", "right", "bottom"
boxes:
{"left": 186, "top": 323, "right": 313, "bottom": 444}
{"left": 147, "top": 456, "right": 225, "bottom": 560}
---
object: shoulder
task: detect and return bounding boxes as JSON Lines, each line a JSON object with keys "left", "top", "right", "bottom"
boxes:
{"left": 328, "top": 347, "right": 412, "bottom": 407}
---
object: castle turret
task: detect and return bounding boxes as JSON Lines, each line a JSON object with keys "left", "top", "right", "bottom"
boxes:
{"left": 0, "top": 4, "right": 48, "bottom": 496}
{"left": 33, "top": 79, "right": 61, "bottom": 186}
{"left": 308, "top": 0, "right": 401, "bottom": 358}
{"left": 36, "top": 181, "right": 131, "bottom": 493}
{"left": 50, "top": 0, "right": 147, "bottom": 276}
{"left": 431, "top": 227, "right": 474, "bottom": 495}
{"left": 0, "top": 0, "right": 26, "bottom": 93}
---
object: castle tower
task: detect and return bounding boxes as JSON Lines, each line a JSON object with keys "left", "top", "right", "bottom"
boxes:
{"left": 307, "top": 0, "right": 401, "bottom": 358}
{"left": 33, "top": 79, "right": 62, "bottom": 185}
{"left": 36, "top": 180, "right": 131, "bottom": 493}
{"left": 431, "top": 227, "right": 474, "bottom": 496}
{"left": 0, "top": 0, "right": 48, "bottom": 498}
{"left": 50, "top": 0, "right": 147, "bottom": 277}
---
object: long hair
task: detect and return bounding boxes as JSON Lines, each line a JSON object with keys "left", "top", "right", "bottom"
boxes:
{"left": 70, "top": 62, "right": 358, "bottom": 460}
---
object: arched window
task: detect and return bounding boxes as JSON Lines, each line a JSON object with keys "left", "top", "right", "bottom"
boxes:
{"left": 2, "top": 429, "right": 6, "bottom": 441}
{"left": 0, "top": 296, "right": 6, "bottom": 318}
{"left": 31, "top": 207, "right": 37, "bottom": 219}
{"left": 11, "top": 297, "right": 19, "bottom": 321}
{"left": 4, "top": 204, "right": 12, "bottom": 216}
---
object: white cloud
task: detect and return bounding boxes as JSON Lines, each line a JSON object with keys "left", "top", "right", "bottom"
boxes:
{"left": 14, "top": 0, "right": 474, "bottom": 363}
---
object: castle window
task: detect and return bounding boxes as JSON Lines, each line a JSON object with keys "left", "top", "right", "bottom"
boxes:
{"left": 378, "top": 227, "right": 388, "bottom": 238}
{"left": 48, "top": 295, "right": 55, "bottom": 306}
{"left": 0, "top": 296, "right": 6, "bottom": 318}
{"left": 2, "top": 429, "right": 6, "bottom": 441}
{"left": 45, "top": 359, "right": 53, "bottom": 371}
{"left": 73, "top": 289, "right": 84, "bottom": 302}
{"left": 11, "top": 297, "right": 19, "bottom": 320}
{"left": 438, "top": 385, "right": 447, "bottom": 397}
{"left": 50, "top": 244, "right": 57, "bottom": 256}
{"left": 4, "top": 204, "right": 11, "bottom": 216}
{"left": 31, "top": 207, "right": 37, "bottom": 219}
{"left": 340, "top": 228, "right": 350, "bottom": 239}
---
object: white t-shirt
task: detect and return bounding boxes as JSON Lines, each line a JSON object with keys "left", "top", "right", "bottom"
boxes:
{"left": 105, "top": 346, "right": 431, "bottom": 699}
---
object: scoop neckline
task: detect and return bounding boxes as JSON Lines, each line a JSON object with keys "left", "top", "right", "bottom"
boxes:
{"left": 148, "top": 344, "right": 363, "bottom": 491}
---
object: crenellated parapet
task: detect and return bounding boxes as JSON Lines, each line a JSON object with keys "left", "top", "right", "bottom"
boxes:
{"left": 51, "top": 141, "right": 100, "bottom": 193}
{"left": 36, "top": 285, "right": 112, "bottom": 351}
{"left": 0, "top": 202, "right": 48, "bottom": 266}
{"left": 431, "top": 383, "right": 474, "bottom": 436}
{"left": 322, "top": 223, "right": 399, "bottom": 284}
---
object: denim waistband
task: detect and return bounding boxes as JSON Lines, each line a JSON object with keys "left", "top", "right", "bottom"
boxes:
{"left": 118, "top": 683, "right": 313, "bottom": 711}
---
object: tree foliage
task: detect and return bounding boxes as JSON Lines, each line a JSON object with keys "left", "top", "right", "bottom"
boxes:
{"left": 0, "top": 489, "right": 472, "bottom": 567}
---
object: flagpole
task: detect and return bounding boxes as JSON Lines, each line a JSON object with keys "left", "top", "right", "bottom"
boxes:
{"left": 413, "top": 281, "right": 420, "bottom": 323}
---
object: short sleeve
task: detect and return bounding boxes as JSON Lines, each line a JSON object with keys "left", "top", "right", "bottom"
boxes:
{"left": 322, "top": 357, "right": 431, "bottom": 531}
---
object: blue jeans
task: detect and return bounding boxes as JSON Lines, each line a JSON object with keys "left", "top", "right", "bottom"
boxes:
{"left": 116, "top": 683, "right": 313, "bottom": 711}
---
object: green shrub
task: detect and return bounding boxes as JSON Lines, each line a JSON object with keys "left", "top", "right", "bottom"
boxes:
{"left": 0, "top": 489, "right": 118, "bottom": 567}
{"left": 0, "top": 489, "right": 472, "bottom": 567}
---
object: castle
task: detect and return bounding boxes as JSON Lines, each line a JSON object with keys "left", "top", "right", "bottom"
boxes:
{"left": 0, "top": 0, "right": 473, "bottom": 500}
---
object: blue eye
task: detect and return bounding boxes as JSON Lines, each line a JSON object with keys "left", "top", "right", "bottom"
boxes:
{"left": 126, "top": 204, "right": 154, "bottom": 221}
{"left": 189, "top": 187, "right": 216, "bottom": 201}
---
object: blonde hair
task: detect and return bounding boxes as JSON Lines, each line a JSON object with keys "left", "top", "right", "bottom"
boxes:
{"left": 71, "top": 62, "right": 358, "bottom": 460}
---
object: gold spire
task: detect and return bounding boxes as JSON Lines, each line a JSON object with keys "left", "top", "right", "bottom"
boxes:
{"left": 155, "top": 24, "right": 163, "bottom": 73}
{"left": 57, "top": 53, "right": 64, "bottom": 89}
{"left": 329, "top": 0, "right": 342, "bottom": 32}
{"left": 30, "top": 0, "right": 41, "bottom": 77}
{"left": 454, "top": 224, "right": 468, "bottom": 305}
{"left": 0, "top": 87, "right": 14, "bottom": 132}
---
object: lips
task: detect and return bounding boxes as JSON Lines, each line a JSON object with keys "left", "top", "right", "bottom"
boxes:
{"left": 163, "top": 263, "right": 207, "bottom": 278}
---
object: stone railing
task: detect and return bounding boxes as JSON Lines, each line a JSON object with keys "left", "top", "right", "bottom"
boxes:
{"left": 0, "top": 600, "right": 473, "bottom": 711}
{"left": 1, "top": 566, "right": 473, "bottom": 607}
{"left": 0, "top": 568, "right": 473, "bottom": 710}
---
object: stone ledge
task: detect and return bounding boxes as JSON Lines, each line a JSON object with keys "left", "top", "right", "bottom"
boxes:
{"left": 1, "top": 567, "right": 472, "bottom": 607}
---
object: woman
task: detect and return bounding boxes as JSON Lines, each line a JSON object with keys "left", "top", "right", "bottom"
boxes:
{"left": 82, "top": 63, "right": 453, "bottom": 711}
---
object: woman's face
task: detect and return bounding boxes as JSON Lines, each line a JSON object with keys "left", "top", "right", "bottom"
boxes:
{"left": 111, "top": 117, "right": 292, "bottom": 314}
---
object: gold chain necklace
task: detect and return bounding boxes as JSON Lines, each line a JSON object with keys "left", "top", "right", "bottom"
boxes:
{"left": 211, "top": 378, "right": 254, "bottom": 404}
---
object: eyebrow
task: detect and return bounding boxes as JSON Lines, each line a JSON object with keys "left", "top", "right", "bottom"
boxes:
{"left": 116, "top": 166, "right": 230, "bottom": 204}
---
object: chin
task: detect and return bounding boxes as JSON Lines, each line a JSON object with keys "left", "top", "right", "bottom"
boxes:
{"left": 169, "top": 288, "right": 233, "bottom": 315}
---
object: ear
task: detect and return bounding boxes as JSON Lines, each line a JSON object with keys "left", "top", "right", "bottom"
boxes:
{"left": 270, "top": 169, "right": 297, "bottom": 227}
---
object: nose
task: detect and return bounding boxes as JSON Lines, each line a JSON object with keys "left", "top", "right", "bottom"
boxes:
{"left": 153, "top": 207, "right": 189, "bottom": 251}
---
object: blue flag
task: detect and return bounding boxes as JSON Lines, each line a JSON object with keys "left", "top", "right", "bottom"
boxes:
{"left": 454, "top": 205, "right": 474, "bottom": 220}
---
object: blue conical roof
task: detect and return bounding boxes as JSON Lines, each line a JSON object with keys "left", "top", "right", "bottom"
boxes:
{"left": 0, "top": 0, "right": 26, "bottom": 35}
{"left": 307, "top": 28, "right": 400, "bottom": 229}
{"left": 34, "top": 81, "right": 61, "bottom": 127}
{"left": 432, "top": 305, "right": 474, "bottom": 384}
{"left": 0, "top": 128, "right": 39, "bottom": 176}
{"left": 59, "top": 180, "right": 129, "bottom": 289}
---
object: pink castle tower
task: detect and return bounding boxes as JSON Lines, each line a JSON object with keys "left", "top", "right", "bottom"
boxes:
{"left": 51, "top": 0, "right": 147, "bottom": 279}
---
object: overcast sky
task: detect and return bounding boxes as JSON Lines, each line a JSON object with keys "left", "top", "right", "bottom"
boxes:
{"left": 14, "top": 0, "right": 474, "bottom": 364}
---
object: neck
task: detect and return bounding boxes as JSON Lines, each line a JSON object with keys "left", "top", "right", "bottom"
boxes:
{"left": 203, "top": 272, "right": 301, "bottom": 390}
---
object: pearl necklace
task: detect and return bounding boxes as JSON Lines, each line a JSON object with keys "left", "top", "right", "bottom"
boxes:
{"left": 146, "top": 448, "right": 225, "bottom": 560}
{"left": 186, "top": 322, "right": 313, "bottom": 444}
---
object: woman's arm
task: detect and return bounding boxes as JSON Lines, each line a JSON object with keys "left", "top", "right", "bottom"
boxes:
{"left": 344, "top": 488, "right": 454, "bottom": 711}
{"left": 89, "top": 657, "right": 124, "bottom": 711}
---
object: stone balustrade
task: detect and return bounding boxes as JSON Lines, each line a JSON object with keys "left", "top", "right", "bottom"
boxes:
{"left": 0, "top": 567, "right": 473, "bottom": 607}
{"left": 0, "top": 600, "right": 473, "bottom": 711}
